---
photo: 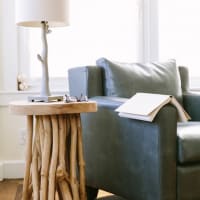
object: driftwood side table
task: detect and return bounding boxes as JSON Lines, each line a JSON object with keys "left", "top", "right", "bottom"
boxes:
{"left": 9, "top": 101, "right": 97, "bottom": 200}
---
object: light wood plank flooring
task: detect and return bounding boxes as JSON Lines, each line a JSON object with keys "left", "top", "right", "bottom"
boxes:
{"left": 0, "top": 179, "right": 125, "bottom": 200}
{"left": 0, "top": 179, "right": 22, "bottom": 200}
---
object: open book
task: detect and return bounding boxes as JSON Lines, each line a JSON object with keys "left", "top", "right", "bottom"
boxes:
{"left": 115, "top": 93, "right": 191, "bottom": 122}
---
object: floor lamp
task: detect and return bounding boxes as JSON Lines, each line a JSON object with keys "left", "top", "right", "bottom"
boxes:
{"left": 15, "top": 0, "right": 69, "bottom": 102}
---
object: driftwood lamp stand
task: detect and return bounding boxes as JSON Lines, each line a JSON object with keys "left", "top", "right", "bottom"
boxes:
{"left": 9, "top": 101, "right": 97, "bottom": 200}
{"left": 15, "top": 0, "right": 69, "bottom": 102}
{"left": 28, "top": 21, "right": 64, "bottom": 102}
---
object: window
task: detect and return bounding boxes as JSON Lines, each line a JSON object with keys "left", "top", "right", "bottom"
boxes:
{"left": 27, "top": 0, "right": 139, "bottom": 80}
{"left": 14, "top": 0, "right": 200, "bottom": 92}
{"left": 18, "top": 0, "right": 163, "bottom": 92}
{"left": 159, "top": 0, "right": 200, "bottom": 88}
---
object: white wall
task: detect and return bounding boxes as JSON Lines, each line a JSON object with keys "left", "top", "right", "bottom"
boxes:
{"left": 0, "top": 1, "right": 26, "bottom": 179}
{"left": 0, "top": 105, "right": 25, "bottom": 161}
{"left": 0, "top": 0, "right": 18, "bottom": 91}
{"left": 0, "top": 98, "right": 27, "bottom": 180}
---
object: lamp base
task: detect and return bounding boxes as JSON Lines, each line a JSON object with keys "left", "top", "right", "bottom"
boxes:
{"left": 28, "top": 95, "right": 63, "bottom": 102}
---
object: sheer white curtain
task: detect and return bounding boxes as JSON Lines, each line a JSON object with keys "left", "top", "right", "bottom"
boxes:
{"left": 27, "top": 0, "right": 140, "bottom": 78}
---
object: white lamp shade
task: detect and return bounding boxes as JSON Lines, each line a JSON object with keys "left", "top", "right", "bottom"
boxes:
{"left": 15, "top": 0, "right": 69, "bottom": 27}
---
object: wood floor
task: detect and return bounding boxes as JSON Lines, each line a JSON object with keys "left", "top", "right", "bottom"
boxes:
{"left": 0, "top": 179, "right": 22, "bottom": 200}
{"left": 0, "top": 179, "right": 125, "bottom": 200}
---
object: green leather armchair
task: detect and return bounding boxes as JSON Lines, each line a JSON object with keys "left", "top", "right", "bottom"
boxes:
{"left": 68, "top": 58, "right": 200, "bottom": 200}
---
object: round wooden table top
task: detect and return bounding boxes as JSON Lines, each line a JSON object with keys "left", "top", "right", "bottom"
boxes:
{"left": 9, "top": 100, "right": 97, "bottom": 115}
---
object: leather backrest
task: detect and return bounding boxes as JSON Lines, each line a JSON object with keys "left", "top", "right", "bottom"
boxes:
{"left": 96, "top": 57, "right": 183, "bottom": 103}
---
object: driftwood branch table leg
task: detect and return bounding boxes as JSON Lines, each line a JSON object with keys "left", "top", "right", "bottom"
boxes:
{"left": 70, "top": 115, "right": 80, "bottom": 200}
{"left": 57, "top": 115, "right": 72, "bottom": 200}
{"left": 22, "top": 115, "right": 33, "bottom": 200}
{"left": 76, "top": 114, "right": 87, "bottom": 200}
{"left": 40, "top": 116, "right": 52, "bottom": 200}
{"left": 32, "top": 116, "right": 40, "bottom": 200}
{"left": 48, "top": 115, "right": 59, "bottom": 200}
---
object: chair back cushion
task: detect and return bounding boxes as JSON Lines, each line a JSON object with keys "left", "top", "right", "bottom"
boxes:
{"left": 96, "top": 57, "right": 183, "bottom": 103}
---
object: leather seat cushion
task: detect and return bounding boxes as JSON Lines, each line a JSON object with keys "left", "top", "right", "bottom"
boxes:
{"left": 177, "top": 122, "right": 200, "bottom": 164}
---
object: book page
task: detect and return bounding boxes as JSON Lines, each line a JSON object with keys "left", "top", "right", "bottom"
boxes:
{"left": 118, "top": 112, "right": 153, "bottom": 121}
{"left": 170, "top": 97, "right": 191, "bottom": 122}
{"left": 115, "top": 93, "right": 171, "bottom": 116}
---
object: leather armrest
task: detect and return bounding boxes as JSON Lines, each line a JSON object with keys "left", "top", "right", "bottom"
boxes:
{"left": 183, "top": 92, "right": 200, "bottom": 121}
{"left": 68, "top": 66, "right": 104, "bottom": 98}
{"left": 82, "top": 96, "right": 177, "bottom": 199}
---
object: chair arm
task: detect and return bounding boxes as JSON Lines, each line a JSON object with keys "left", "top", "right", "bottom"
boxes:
{"left": 68, "top": 66, "right": 104, "bottom": 98}
{"left": 183, "top": 92, "right": 200, "bottom": 121}
{"left": 82, "top": 96, "right": 177, "bottom": 200}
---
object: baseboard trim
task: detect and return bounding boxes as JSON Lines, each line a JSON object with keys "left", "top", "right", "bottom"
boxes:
{"left": 0, "top": 160, "right": 25, "bottom": 181}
